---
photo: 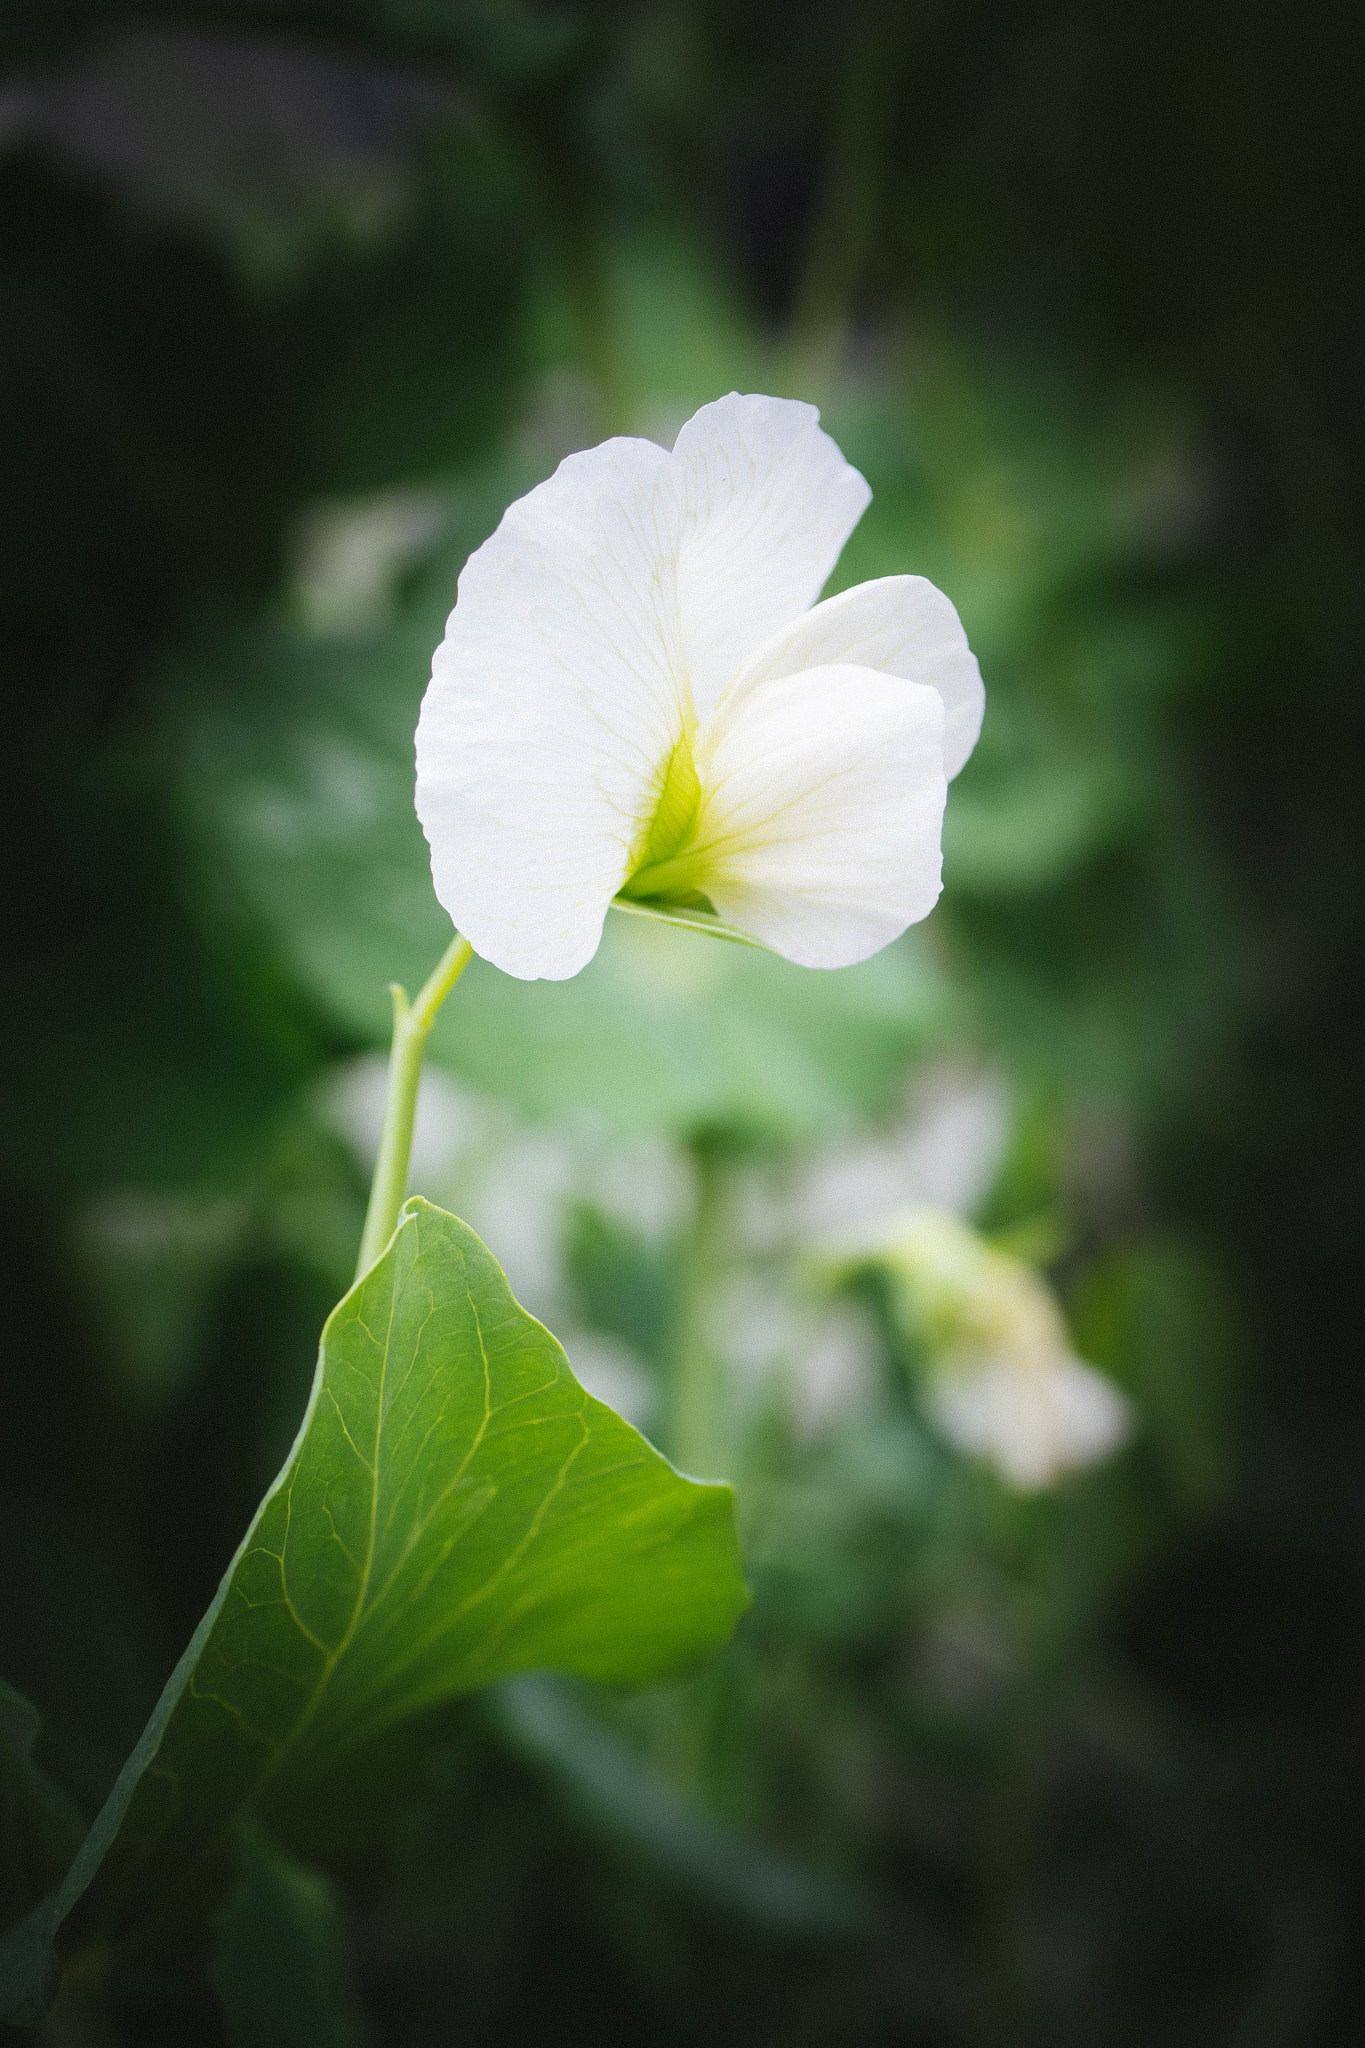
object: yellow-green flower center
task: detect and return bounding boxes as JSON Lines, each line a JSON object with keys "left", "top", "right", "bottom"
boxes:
{"left": 619, "top": 730, "right": 714, "bottom": 907}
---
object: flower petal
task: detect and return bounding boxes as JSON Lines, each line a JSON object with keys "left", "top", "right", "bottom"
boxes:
{"left": 693, "top": 664, "right": 947, "bottom": 969}
{"left": 926, "top": 1351, "right": 1132, "bottom": 1490}
{"left": 671, "top": 395, "right": 872, "bottom": 717}
{"left": 415, "top": 437, "right": 687, "bottom": 980}
{"left": 730, "top": 576, "right": 984, "bottom": 778}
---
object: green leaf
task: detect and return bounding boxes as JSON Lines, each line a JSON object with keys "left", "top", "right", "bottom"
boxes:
{"left": 213, "top": 1832, "right": 370, "bottom": 2048}
{"left": 1, "top": 1200, "right": 746, "bottom": 2020}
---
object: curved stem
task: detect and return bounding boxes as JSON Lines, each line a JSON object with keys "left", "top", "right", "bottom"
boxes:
{"left": 353, "top": 934, "right": 473, "bottom": 1282}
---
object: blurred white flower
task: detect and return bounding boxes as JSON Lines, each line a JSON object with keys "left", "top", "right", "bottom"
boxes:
{"left": 796, "top": 1068, "right": 1011, "bottom": 1245}
{"left": 553, "top": 1328, "right": 658, "bottom": 1433}
{"left": 293, "top": 487, "right": 446, "bottom": 633}
{"left": 833, "top": 1206, "right": 1131, "bottom": 1490}
{"left": 319, "top": 1054, "right": 689, "bottom": 1338}
{"left": 790, "top": 1301, "right": 884, "bottom": 1440}
{"left": 319, "top": 1053, "right": 488, "bottom": 1187}
{"left": 416, "top": 393, "right": 983, "bottom": 980}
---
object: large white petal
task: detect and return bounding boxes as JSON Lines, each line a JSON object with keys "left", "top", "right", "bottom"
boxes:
{"left": 415, "top": 437, "right": 686, "bottom": 981}
{"left": 693, "top": 664, "right": 947, "bottom": 969}
{"left": 730, "top": 576, "right": 984, "bottom": 778}
{"left": 671, "top": 395, "right": 872, "bottom": 718}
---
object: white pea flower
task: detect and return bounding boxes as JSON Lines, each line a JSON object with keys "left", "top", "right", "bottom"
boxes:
{"left": 415, "top": 393, "right": 983, "bottom": 980}
{"left": 829, "top": 1207, "right": 1131, "bottom": 1490}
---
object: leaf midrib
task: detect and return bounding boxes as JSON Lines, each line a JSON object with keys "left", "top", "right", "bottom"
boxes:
{"left": 179, "top": 1219, "right": 521, "bottom": 1827}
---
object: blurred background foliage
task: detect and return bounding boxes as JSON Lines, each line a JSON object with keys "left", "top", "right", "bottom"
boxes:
{"left": 1, "top": 2, "right": 1362, "bottom": 2043}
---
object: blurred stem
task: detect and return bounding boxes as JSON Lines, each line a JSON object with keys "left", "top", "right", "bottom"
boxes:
{"left": 353, "top": 933, "right": 473, "bottom": 1282}
{"left": 667, "top": 1136, "right": 730, "bottom": 1478}
{"left": 782, "top": 0, "right": 901, "bottom": 400}
{"left": 504, "top": 79, "right": 628, "bottom": 436}
{"left": 564, "top": 225, "right": 629, "bottom": 437}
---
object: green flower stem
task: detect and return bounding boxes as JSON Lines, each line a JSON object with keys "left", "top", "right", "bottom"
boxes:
{"left": 667, "top": 1136, "right": 730, "bottom": 1479}
{"left": 353, "top": 933, "right": 473, "bottom": 1283}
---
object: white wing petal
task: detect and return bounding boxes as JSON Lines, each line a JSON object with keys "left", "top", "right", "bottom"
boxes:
{"left": 694, "top": 664, "right": 947, "bottom": 969}
{"left": 415, "top": 437, "right": 686, "bottom": 981}
{"left": 926, "top": 1353, "right": 1132, "bottom": 1490}
{"left": 731, "top": 576, "right": 984, "bottom": 778}
{"left": 671, "top": 395, "right": 871, "bottom": 717}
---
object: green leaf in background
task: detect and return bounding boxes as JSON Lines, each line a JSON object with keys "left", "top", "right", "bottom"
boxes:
{"left": 1070, "top": 1241, "right": 1235, "bottom": 1513}
{"left": 1, "top": 1200, "right": 746, "bottom": 2019}
{"left": 0, "top": 1679, "right": 86, "bottom": 2020}
{"left": 494, "top": 1676, "right": 872, "bottom": 1938}
{"left": 213, "top": 1831, "right": 371, "bottom": 2048}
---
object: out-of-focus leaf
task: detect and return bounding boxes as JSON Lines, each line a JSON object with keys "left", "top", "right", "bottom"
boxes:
{"left": 71, "top": 1119, "right": 367, "bottom": 1412}
{"left": 2, "top": 1200, "right": 746, "bottom": 2020}
{"left": 607, "top": 234, "right": 767, "bottom": 421}
{"left": 1069, "top": 1242, "right": 1235, "bottom": 1512}
{"left": 564, "top": 1203, "right": 671, "bottom": 1367}
{"left": 0, "top": 1681, "right": 85, "bottom": 1940}
{"left": 493, "top": 1676, "right": 872, "bottom": 1936}
{"left": 212, "top": 1831, "right": 370, "bottom": 2048}
{"left": 943, "top": 754, "right": 1139, "bottom": 895}
{"left": 433, "top": 916, "right": 944, "bottom": 1142}
{"left": 0, "top": 1682, "right": 85, "bottom": 2027}
{"left": 74, "top": 1191, "right": 249, "bottom": 1404}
